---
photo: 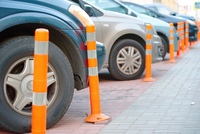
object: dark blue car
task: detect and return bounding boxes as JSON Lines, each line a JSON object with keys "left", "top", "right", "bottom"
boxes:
{"left": 0, "top": 0, "right": 106, "bottom": 133}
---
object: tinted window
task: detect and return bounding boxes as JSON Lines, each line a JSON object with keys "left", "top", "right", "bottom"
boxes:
{"left": 156, "top": 6, "right": 171, "bottom": 15}
{"left": 147, "top": 6, "right": 158, "bottom": 11}
{"left": 146, "top": 10, "right": 158, "bottom": 17}
{"left": 85, "top": 0, "right": 127, "bottom": 14}
{"left": 125, "top": 4, "right": 148, "bottom": 15}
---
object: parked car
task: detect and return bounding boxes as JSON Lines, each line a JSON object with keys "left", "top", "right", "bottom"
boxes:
{"left": 122, "top": 1, "right": 198, "bottom": 42}
{"left": 85, "top": 0, "right": 179, "bottom": 59}
{"left": 0, "top": 0, "right": 106, "bottom": 133}
{"left": 144, "top": 3, "right": 196, "bottom": 21}
{"left": 73, "top": 0, "right": 162, "bottom": 80}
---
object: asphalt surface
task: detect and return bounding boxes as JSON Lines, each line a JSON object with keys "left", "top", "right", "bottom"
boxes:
{"left": 0, "top": 42, "right": 200, "bottom": 134}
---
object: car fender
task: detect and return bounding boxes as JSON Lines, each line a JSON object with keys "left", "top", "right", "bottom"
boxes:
{"left": 0, "top": 12, "right": 75, "bottom": 31}
{"left": 0, "top": 12, "right": 92, "bottom": 89}
{"left": 102, "top": 22, "right": 146, "bottom": 63}
{"left": 156, "top": 25, "right": 178, "bottom": 51}
{"left": 0, "top": 11, "right": 88, "bottom": 64}
{"left": 0, "top": 12, "right": 88, "bottom": 54}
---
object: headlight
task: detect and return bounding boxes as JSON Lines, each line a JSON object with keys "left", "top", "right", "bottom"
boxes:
{"left": 69, "top": 5, "right": 94, "bottom": 26}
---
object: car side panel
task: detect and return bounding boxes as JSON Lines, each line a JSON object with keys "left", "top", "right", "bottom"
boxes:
{"left": 93, "top": 16, "right": 146, "bottom": 64}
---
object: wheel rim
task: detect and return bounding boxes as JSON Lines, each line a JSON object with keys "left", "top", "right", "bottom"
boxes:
{"left": 4, "top": 57, "right": 58, "bottom": 115}
{"left": 116, "top": 46, "right": 142, "bottom": 75}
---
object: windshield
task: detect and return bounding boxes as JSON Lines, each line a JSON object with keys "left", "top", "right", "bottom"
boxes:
{"left": 149, "top": 4, "right": 175, "bottom": 15}
{"left": 124, "top": 3, "right": 147, "bottom": 14}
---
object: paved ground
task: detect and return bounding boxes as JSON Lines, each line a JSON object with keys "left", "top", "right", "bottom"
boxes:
{"left": 0, "top": 42, "right": 199, "bottom": 134}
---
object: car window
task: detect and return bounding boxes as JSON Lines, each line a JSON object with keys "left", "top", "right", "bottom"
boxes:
{"left": 147, "top": 6, "right": 158, "bottom": 11}
{"left": 85, "top": 0, "right": 127, "bottom": 14}
{"left": 125, "top": 4, "right": 148, "bottom": 15}
{"left": 146, "top": 10, "right": 158, "bottom": 18}
{"left": 156, "top": 6, "right": 171, "bottom": 15}
{"left": 70, "top": 0, "right": 104, "bottom": 17}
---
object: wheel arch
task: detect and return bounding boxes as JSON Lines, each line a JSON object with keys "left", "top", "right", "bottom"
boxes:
{"left": 0, "top": 23, "right": 87, "bottom": 90}
{"left": 108, "top": 34, "right": 145, "bottom": 62}
{"left": 157, "top": 32, "right": 169, "bottom": 52}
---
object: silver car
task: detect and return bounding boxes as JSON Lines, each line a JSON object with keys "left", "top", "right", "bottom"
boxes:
{"left": 76, "top": 0, "right": 162, "bottom": 80}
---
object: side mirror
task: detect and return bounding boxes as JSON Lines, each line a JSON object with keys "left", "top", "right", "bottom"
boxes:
{"left": 84, "top": 5, "right": 94, "bottom": 16}
{"left": 152, "top": 14, "right": 156, "bottom": 18}
{"left": 170, "top": 12, "right": 177, "bottom": 16}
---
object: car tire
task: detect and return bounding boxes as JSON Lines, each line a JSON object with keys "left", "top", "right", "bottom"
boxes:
{"left": 108, "top": 39, "right": 145, "bottom": 80}
{"left": 0, "top": 36, "right": 74, "bottom": 133}
{"left": 159, "top": 36, "right": 168, "bottom": 59}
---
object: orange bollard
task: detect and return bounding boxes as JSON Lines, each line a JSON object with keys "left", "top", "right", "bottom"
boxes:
{"left": 181, "top": 22, "right": 185, "bottom": 52}
{"left": 85, "top": 24, "right": 109, "bottom": 122}
{"left": 176, "top": 40, "right": 181, "bottom": 57}
{"left": 143, "top": 24, "right": 155, "bottom": 82}
{"left": 176, "top": 22, "right": 181, "bottom": 57}
{"left": 190, "top": 42, "right": 193, "bottom": 47}
{"left": 198, "top": 30, "right": 200, "bottom": 41}
{"left": 185, "top": 21, "right": 189, "bottom": 49}
{"left": 32, "top": 28, "right": 49, "bottom": 134}
{"left": 168, "top": 23, "right": 176, "bottom": 63}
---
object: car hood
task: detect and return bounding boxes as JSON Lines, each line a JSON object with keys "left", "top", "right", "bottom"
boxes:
{"left": 6, "top": 0, "right": 84, "bottom": 30}
{"left": 11, "top": 0, "right": 74, "bottom": 12}
{"left": 176, "top": 14, "right": 196, "bottom": 21}
{"left": 137, "top": 14, "right": 169, "bottom": 27}
{"left": 172, "top": 16, "right": 196, "bottom": 26}
{"left": 137, "top": 14, "right": 169, "bottom": 35}
{"left": 160, "top": 14, "right": 186, "bottom": 23}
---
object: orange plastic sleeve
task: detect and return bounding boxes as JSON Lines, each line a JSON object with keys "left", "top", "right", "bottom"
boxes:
{"left": 87, "top": 41, "right": 96, "bottom": 50}
{"left": 86, "top": 25, "right": 95, "bottom": 33}
{"left": 88, "top": 59, "right": 98, "bottom": 67}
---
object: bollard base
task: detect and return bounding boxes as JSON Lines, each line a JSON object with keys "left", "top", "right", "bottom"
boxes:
{"left": 85, "top": 113, "right": 110, "bottom": 123}
{"left": 143, "top": 77, "right": 155, "bottom": 82}
{"left": 181, "top": 50, "right": 185, "bottom": 53}
{"left": 185, "top": 47, "right": 189, "bottom": 50}
{"left": 94, "top": 117, "right": 112, "bottom": 125}
{"left": 168, "top": 59, "right": 177, "bottom": 63}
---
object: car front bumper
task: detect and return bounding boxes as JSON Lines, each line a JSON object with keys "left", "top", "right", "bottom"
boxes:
{"left": 173, "top": 28, "right": 179, "bottom": 51}
{"left": 189, "top": 25, "right": 198, "bottom": 42}
{"left": 152, "top": 34, "right": 163, "bottom": 63}
{"left": 96, "top": 41, "right": 106, "bottom": 71}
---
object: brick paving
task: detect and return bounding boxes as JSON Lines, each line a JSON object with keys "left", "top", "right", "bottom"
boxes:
{"left": 99, "top": 43, "right": 200, "bottom": 134}
{"left": 0, "top": 43, "right": 199, "bottom": 134}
